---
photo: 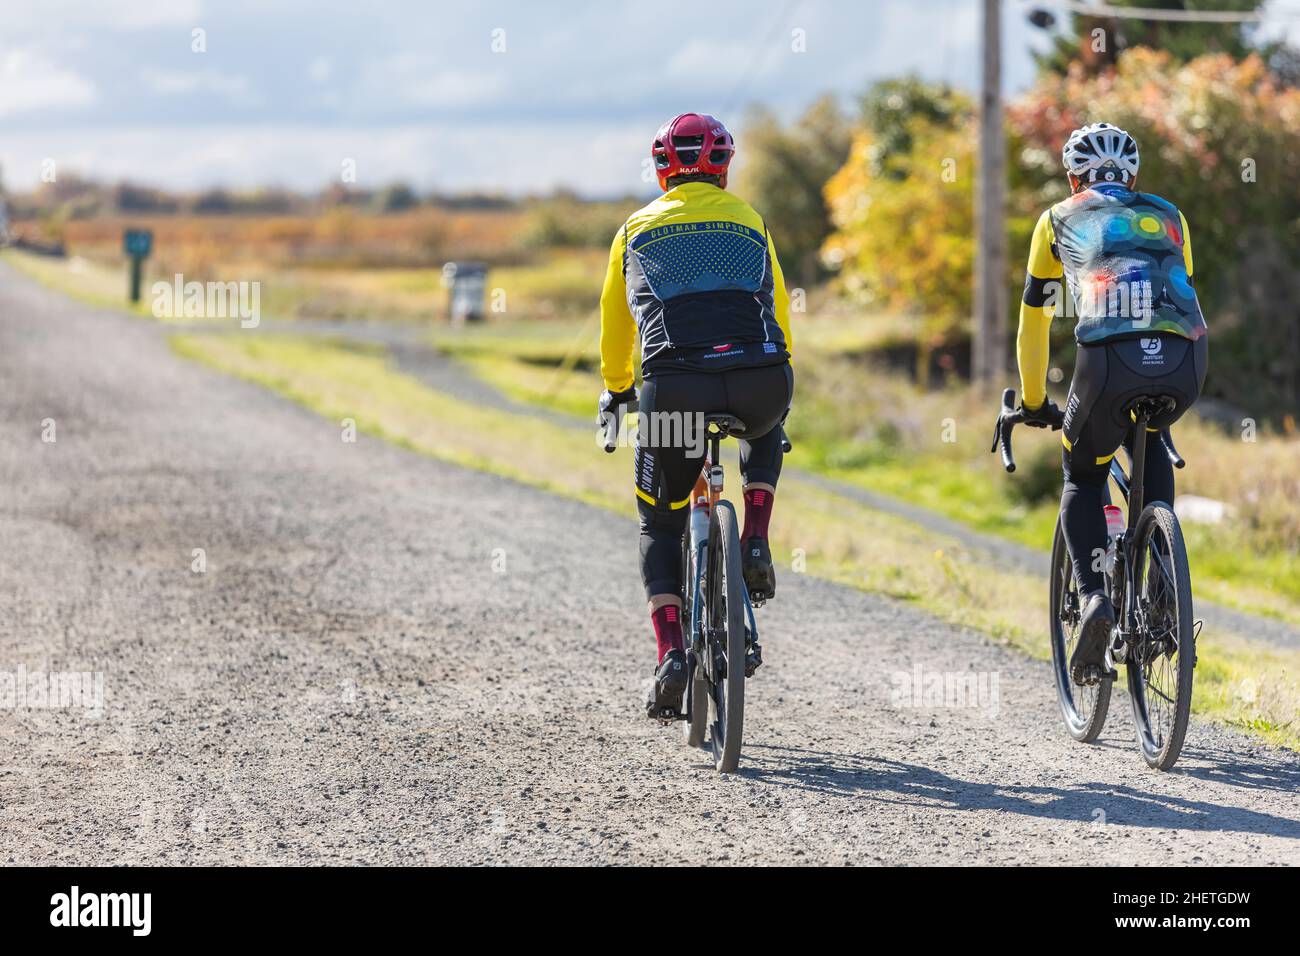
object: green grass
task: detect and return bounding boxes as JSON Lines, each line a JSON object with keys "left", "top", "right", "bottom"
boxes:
{"left": 170, "top": 330, "right": 1300, "bottom": 751}
{"left": 428, "top": 317, "right": 1300, "bottom": 628}
{"left": 3, "top": 248, "right": 155, "bottom": 317}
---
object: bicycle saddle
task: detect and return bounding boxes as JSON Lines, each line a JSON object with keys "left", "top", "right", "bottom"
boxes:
{"left": 703, "top": 413, "right": 746, "bottom": 437}
{"left": 1125, "top": 395, "right": 1178, "bottom": 419}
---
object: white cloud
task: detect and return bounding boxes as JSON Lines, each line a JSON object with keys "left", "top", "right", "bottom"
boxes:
{"left": 0, "top": 49, "right": 98, "bottom": 117}
{"left": 1, "top": 0, "right": 203, "bottom": 32}
{"left": 356, "top": 54, "right": 508, "bottom": 111}
{"left": 307, "top": 56, "right": 332, "bottom": 84}
{"left": 139, "top": 68, "right": 261, "bottom": 106}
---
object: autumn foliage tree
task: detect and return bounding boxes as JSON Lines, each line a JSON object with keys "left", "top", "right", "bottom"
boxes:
{"left": 823, "top": 117, "right": 974, "bottom": 382}
{"left": 821, "top": 53, "right": 1300, "bottom": 415}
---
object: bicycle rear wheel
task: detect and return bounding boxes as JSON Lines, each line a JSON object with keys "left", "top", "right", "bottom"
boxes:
{"left": 707, "top": 500, "right": 746, "bottom": 772}
{"left": 1127, "top": 503, "right": 1196, "bottom": 771}
{"left": 681, "top": 524, "right": 708, "bottom": 749}
{"left": 1048, "top": 516, "right": 1111, "bottom": 741}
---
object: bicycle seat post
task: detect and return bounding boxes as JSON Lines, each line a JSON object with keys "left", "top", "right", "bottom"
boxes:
{"left": 1127, "top": 408, "right": 1149, "bottom": 531}
{"left": 707, "top": 426, "right": 724, "bottom": 503}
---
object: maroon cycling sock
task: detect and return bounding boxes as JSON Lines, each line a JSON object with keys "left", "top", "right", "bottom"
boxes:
{"left": 651, "top": 604, "right": 684, "bottom": 661}
{"left": 742, "top": 487, "right": 774, "bottom": 541}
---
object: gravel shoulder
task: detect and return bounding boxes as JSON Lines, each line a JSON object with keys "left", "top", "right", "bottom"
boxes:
{"left": 2, "top": 262, "right": 1298, "bottom": 866}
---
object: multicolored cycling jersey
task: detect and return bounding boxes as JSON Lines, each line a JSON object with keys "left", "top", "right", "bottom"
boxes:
{"left": 1017, "top": 183, "right": 1206, "bottom": 409}
{"left": 599, "top": 182, "right": 791, "bottom": 392}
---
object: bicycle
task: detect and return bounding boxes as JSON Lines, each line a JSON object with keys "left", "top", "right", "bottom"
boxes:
{"left": 993, "top": 388, "right": 1197, "bottom": 771}
{"left": 604, "top": 403, "right": 785, "bottom": 772}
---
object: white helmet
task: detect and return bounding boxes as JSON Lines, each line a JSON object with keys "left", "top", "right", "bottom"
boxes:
{"left": 1062, "top": 122, "right": 1139, "bottom": 185}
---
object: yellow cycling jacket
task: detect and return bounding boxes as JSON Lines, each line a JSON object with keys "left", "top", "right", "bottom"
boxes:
{"left": 600, "top": 182, "right": 792, "bottom": 392}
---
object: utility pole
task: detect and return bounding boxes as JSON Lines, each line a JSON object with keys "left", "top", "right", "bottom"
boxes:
{"left": 974, "top": 0, "right": 1007, "bottom": 392}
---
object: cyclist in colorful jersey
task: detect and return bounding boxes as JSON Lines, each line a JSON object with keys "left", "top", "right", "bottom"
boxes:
{"left": 1016, "top": 122, "right": 1208, "bottom": 684}
{"left": 598, "top": 112, "right": 794, "bottom": 717}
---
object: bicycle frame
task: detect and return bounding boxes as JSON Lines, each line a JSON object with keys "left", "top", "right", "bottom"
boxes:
{"left": 1106, "top": 401, "right": 1182, "bottom": 660}
{"left": 682, "top": 424, "right": 760, "bottom": 721}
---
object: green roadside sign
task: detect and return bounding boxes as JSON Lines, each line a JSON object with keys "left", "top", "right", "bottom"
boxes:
{"left": 123, "top": 228, "right": 154, "bottom": 303}
{"left": 124, "top": 229, "right": 153, "bottom": 258}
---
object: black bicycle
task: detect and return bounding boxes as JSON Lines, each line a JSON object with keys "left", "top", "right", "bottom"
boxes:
{"left": 604, "top": 405, "right": 784, "bottom": 772}
{"left": 994, "top": 388, "right": 1197, "bottom": 771}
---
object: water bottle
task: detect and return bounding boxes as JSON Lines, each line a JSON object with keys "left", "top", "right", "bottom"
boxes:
{"left": 688, "top": 474, "right": 710, "bottom": 552}
{"left": 1103, "top": 505, "right": 1124, "bottom": 578}
{"left": 689, "top": 501, "right": 710, "bottom": 552}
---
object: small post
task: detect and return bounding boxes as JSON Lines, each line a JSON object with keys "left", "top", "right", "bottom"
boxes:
{"left": 442, "top": 261, "right": 488, "bottom": 325}
{"left": 123, "top": 228, "right": 154, "bottom": 304}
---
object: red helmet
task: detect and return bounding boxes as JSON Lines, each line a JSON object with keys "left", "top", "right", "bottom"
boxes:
{"left": 651, "top": 113, "right": 734, "bottom": 191}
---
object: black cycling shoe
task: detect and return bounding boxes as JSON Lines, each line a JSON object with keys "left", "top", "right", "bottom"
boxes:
{"left": 742, "top": 536, "right": 775, "bottom": 604}
{"left": 1070, "top": 592, "right": 1116, "bottom": 686}
{"left": 645, "top": 648, "right": 688, "bottom": 719}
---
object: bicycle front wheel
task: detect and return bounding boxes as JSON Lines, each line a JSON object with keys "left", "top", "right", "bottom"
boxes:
{"left": 1126, "top": 503, "right": 1196, "bottom": 771}
{"left": 1049, "top": 517, "right": 1111, "bottom": 742}
{"left": 707, "top": 500, "right": 746, "bottom": 772}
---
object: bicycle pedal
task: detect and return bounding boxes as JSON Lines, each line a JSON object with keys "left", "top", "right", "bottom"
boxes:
{"left": 745, "top": 642, "right": 763, "bottom": 677}
{"left": 646, "top": 704, "right": 682, "bottom": 723}
{"left": 1074, "top": 663, "right": 1108, "bottom": 687}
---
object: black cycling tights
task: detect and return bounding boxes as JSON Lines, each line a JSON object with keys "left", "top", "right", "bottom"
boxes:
{"left": 635, "top": 363, "right": 793, "bottom": 600}
{"left": 1060, "top": 334, "right": 1205, "bottom": 596}
{"left": 1062, "top": 430, "right": 1176, "bottom": 597}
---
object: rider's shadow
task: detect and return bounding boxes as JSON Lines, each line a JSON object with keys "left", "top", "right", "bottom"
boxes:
{"left": 739, "top": 743, "right": 1300, "bottom": 841}
{"left": 1174, "top": 745, "right": 1300, "bottom": 794}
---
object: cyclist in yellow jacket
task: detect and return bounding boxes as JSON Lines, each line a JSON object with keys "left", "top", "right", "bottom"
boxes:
{"left": 598, "top": 113, "right": 794, "bottom": 717}
{"left": 1016, "top": 123, "right": 1208, "bottom": 685}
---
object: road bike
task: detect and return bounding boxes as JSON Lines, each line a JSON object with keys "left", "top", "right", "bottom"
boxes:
{"left": 605, "top": 404, "right": 784, "bottom": 772}
{"left": 993, "top": 389, "right": 1197, "bottom": 771}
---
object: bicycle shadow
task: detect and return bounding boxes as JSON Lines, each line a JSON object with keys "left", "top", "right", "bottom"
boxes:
{"left": 739, "top": 743, "right": 1300, "bottom": 840}
{"left": 1174, "top": 744, "right": 1300, "bottom": 795}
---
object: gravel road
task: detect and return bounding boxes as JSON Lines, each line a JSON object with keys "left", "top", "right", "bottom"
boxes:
{"left": 2, "top": 262, "right": 1297, "bottom": 866}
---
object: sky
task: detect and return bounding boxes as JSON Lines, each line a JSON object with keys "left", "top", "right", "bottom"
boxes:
{"left": 2, "top": 0, "right": 1298, "bottom": 197}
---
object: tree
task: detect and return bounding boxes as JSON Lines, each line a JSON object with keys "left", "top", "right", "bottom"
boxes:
{"left": 372, "top": 182, "right": 420, "bottom": 213}
{"left": 822, "top": 113, "right": 976, "bottom": 384}
{"left": 858, "top": 77, "right": 966, "bottom": 176}
{"left": 733, "top": 96, "right": 852, "bottom": 285}
{"left": 1030, "top": 0, "right": 1292, "bottom": 79}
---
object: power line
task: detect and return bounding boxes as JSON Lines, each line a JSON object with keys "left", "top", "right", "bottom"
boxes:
{"left": 1023, "top": 0, "right": 1300, "bottom": 23}
{"left": 722, "top": 0, "right": 804, "bottom": 117}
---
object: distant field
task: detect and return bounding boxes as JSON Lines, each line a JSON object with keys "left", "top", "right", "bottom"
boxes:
{"left": 4, "top": 239, "right": 602, "bottom": 324}
{"left": 56, "top": 209, "right": 530, "bottom": 272}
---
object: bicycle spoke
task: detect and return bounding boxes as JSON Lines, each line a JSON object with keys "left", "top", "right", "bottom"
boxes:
{"left": 1143, "top": 676, "right": 1175, "bottom": 706}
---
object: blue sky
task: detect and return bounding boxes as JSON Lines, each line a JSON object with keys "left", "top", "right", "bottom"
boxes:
{"left": 2, "top": 0, "right": 1297, "bottom": 196}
